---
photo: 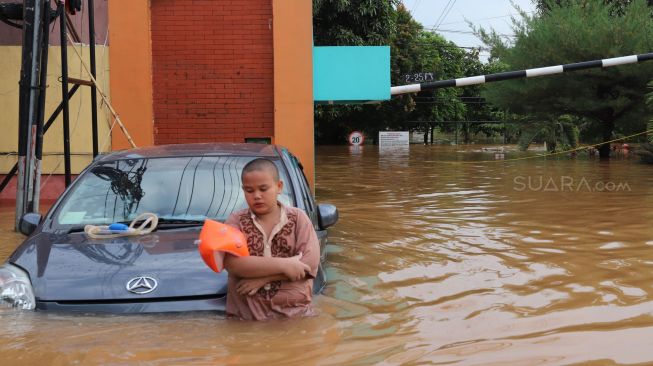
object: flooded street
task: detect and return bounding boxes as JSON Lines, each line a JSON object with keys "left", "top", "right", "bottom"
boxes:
{"left": 2, "top": 144, "right": 653, "bottom": 365}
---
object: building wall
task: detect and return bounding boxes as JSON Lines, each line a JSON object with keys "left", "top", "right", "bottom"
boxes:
{"left": 272, "top": 0, "right": 315, "bottom": 189}
{"left": 0, "top": 45, "right": 111, "bottom": 201}
{"left": 150, "top": 0, "right": 275, "bottom": 144}
{"left": 0, "top": 46, "right": 112, "bottom": 176}
{"left": 107, "top": 0, "right": 154, "bottom": 150}
{"left": 0, "top": 0, "right": 316, "bottom": 202}
{"left": 0, "top": 2, "right": 112, "bottom": 172}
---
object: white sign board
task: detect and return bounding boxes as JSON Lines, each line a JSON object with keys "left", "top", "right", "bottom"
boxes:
{"left": 348, "top": 131, "right": 365, "bottom": 146}
{"left": 379, "top": 131, "right": 409, "bottom": 147}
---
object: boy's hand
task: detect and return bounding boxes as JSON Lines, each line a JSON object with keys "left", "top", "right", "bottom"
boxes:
{"left": 282, "top": 254, "right": 311, "bottom": 281}
{"left": 236, "top": 278, "right": 269, "bottom": 296}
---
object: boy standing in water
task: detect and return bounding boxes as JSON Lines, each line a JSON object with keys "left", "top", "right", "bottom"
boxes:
{"left": 224, "top": 158, "right": 320, "bottom": 320}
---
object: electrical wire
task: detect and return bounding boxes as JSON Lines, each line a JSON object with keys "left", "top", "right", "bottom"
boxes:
{"left": 439, "top": 0, "right": 458, "bottom": 30}
{"left": 430, "top": 0, "right": 453, "bottom": 31}
{"left": 437, "top": 11, "right": 535, "bottom": 27}
{"left": 432, "top": 0, "right": 458, "bottom": 31}
{"left": 410, "top": 0, "right": 422, "bottom": 15}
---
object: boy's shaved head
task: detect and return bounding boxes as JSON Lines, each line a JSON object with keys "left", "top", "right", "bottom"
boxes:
{"left": 241, "top": 158, "right": 280, "bottom": 182}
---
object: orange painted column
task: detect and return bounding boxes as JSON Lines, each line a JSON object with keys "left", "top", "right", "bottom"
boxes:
{"left": 272, "top": 0, "right": 315, "bottom": 191}
{"left": 107, "top": 1, "right": 154, "bottom": 149}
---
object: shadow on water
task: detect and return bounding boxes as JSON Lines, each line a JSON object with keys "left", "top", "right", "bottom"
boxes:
{"left": 2, "top": 144, "right": 653, "bottom": 365}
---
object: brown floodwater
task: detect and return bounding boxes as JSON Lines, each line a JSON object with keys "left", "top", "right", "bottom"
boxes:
{"left": 1, "top": 145, "right": 653, "bottom": 365}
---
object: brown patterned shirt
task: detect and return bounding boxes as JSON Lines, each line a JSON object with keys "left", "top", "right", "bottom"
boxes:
{"left": 224, "top": 203, "right": 320, "bottom": 320}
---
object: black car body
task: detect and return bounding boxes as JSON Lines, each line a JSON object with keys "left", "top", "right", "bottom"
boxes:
{"left": 1, "top": 143, "right": 338, "bottom": 313}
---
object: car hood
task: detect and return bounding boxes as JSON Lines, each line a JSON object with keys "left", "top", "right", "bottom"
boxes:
{"left": 9, "top": 229, "right": 228, "bottom": 301}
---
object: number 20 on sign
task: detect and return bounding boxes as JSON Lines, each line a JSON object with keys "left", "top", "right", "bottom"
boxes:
{"left": 348, "top": 131, "right": 364, "bottom": 146}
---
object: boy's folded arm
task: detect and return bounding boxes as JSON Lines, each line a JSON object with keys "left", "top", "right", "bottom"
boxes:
{"left": 224, "top": 255, "right": 286, "bottom": 278}
{"left": 252, "top": 274, "right": 288, "bottom": 283}
{"left": 225, "top": 254, "right": 311, "bottom": 280}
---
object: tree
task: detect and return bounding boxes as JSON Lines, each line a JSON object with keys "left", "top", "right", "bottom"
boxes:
{"left": 313, "top": 0, "right": 399, "bottom": 144}
{"left": 634, "top": 81, "right": 653, "bottom": 163}
{"left": 312, "top": 2, "right": 494, "bottom": 144}
{"left": 535, "top": 0, "right": 653, "bottom": 15}
{"left": 313, "top": 0, "right": 399, "bottom": 46}
{"left": 516, "top": 115, "right": 580, "bottom": 152}
{"left": 478, "top": 0, "right": 653, "bottom": 157}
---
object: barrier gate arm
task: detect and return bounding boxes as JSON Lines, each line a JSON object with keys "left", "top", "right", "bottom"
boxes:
{"left": 390, "top": 52, "right": 653, "bottom": 95}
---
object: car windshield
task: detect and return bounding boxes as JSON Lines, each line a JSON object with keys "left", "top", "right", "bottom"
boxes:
{"left": 53, "top": 156, "right": 293, "bottom": 227}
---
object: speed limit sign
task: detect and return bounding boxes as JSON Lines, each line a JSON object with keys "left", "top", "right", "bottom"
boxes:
{"left": 348, "top": 131, "right": 364, "bottom": 146}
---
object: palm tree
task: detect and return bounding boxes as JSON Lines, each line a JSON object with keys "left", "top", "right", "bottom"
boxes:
{"left": 517, "top": 115, "right": 579, "bottom": 153}
{"left": 635, "top": 82, "right": 653, "bottom": 164}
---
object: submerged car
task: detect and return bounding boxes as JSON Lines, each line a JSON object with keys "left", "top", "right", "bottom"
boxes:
{"left": 0, "top": 143, "right": 338, "bottom": 313}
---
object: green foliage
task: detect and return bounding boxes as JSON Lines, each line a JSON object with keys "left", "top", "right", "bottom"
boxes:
{"left": 313, "top": 0, "right": 399, "bottom": 46}
{"left": 313, "top": 4, "right": 494, "bottom": 143}
{"left": 516, "top": 115, "right": 580, "bottom": 152}
{"left": 313, "top": 2, "right": 500, "bottom": 144}
{"left": 478, "top": 0, "right": 653, "bottom": 157}
{"left": 637, "top": 81, "right": 653, "bottom": 163}
{"left": 648, "top": 81, "right": 653, "bottom": 143}
{"left": 536, "top": 0, "right": 653, "bottom": 16}
{"left": 635, "top": 143, "right": 653, "bottom": 163}
{"left": 313, "top": 0, "right": 399, "bottom": 143}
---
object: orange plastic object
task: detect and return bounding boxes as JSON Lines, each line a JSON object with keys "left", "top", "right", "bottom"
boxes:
{"left": 198, "top": 219, "right": 249, "bottom": 272}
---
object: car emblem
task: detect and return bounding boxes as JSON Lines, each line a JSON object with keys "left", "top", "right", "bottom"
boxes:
{"left": 126, "top": 276, "right": 158, "bottom": 294}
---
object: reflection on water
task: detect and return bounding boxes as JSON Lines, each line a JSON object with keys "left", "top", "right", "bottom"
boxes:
{"left": 2, "top": 145, "right": 653, "bottom": 365}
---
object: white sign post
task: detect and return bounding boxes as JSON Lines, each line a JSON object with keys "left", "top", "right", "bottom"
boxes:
{"left": 379, "top": 131, "right": 409, "bottom": 148}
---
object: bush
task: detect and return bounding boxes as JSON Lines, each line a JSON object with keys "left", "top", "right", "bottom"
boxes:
{"left": 635, "top": 143, "right": 653, "bottom": 164}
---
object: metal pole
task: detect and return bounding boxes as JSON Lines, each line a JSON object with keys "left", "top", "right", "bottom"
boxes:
{"left": 423, "top": 124, "right": 427, "bottom": 145}
{"left": 32, "top": 0, "right": 52, "bottom": 213}
{"left": 88, "top": 0, "right": 98, "bottom": 157}
{"left": 24, "top": 0, "right": 44, "bottom": 214}
{"left": 44, "top": 84, "right": 80, "bottom": 132}
{"left": 59, "top": 1, "right": 71, "bottom": 187}
{"left": 0, "top": 165, "right": 18, "bottom": 195}
{"left": 15, "top": 0, "right": 37, "bottom": 230}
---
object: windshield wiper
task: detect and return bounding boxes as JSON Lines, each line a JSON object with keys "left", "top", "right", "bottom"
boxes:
{"left": 64, "top": 218, "right": 206, "bottom": 234}
{"left": 156, "top": 218, "right": 205, "bottom": 229}
{"left": 65, "top": 225, "right": 87, "bottom": 234}
{"left": 120, "top": 218, "right": 205, "bottom": 230}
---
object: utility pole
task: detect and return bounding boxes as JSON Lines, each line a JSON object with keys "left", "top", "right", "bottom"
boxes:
{"left": 88, "top": 0, "right": 99, "bottom": 157}
{"left": 59, "top": 0, "right": 72, "bottom": 187}
{"left": 32, "top": 0, "right": 52, "bottom": 213}
{"left": 15, "top": 0, "right": 47, "bottom": 230}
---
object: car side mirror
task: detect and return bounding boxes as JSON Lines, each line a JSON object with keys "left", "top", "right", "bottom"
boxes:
{"left": 19, "top": 213, "right": 42, "bottom": 236}
{"left": 317, "top": 204, "right": 338, "bottom": 230}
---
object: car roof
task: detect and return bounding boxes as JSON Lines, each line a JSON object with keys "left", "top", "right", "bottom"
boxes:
{"left": 95, "top": 143, "right": 282, "bottom": 162}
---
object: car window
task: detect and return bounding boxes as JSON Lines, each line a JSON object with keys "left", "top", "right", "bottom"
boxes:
{"left": 53, "top": 156, "right": 293, "bottom": 227}
{"left": 289, "top": 155, "right": 318, "bottom": 226}
{"left": 296, "top": 158, "right": 315, "bottom": 211}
